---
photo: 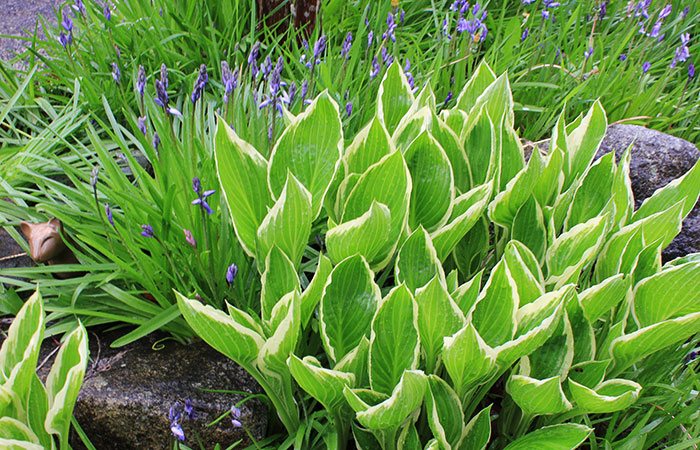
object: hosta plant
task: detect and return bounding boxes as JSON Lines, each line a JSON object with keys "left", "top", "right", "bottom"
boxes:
{"left": 177, "top": 60, "right": 700, "bottom": 449}
{"left": 0, "top": 289, "right": 88, "bottom": 449}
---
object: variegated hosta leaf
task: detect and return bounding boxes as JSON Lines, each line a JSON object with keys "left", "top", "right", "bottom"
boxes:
{"left": 176, "top": 292, "right": 265, "bottom": 366}
{"left": 397, "top": 422, "right": 422, "bottom": 450}
{"left": 566, "top": 295, "right": 596, "bottom": 366}
{"left": 345, "top": 370, "right": 426, "bottom": 430}
{"left": 568, "top": 378, "right": 641, "bottom": 413}
{"left": 415, "top": 277, "right": 465, "bottom": 373}
{"left": 26, "top": 374, "right": 51, "bottom": 449}
{"left": 393, "top": 106, "right": 433, "bottom": 152}
{"left": 432, "top": 114, "right": 472, "bottom": 194}
{"left": 632, "top": 154, "right": 700, "bottom": 223}
{"left": 506, "top": 374, "right": 572, "bottom": 415}
{"left": 342, "top": 150, "right": 412, "bottom": 271}
{"left": 489, "top": 148, "right": 544, "bottom": 228}
{"left": 260, "top": 246, "right": 299, "bottom": 324}
{"left": 268, "top": 90, "right": 343, "bottom": 219}
{"left": 369, "top": 285, "right": 420, "bottom": 395}
{"left": 0, "top": 439, "right": 43, "bottom": 450}
{"left": 259, "top": 291, "right": 301, "bottom": 373}
{"left": 562, "top": 100, "right": 607, "bottom": 191}
{"left": 503, "top": 241, "right": 545, "bottom": 308}
{"left": 440, "top": 108, "right": 468, "bottom": 139}
{"left": 404, "top": 131, "right": 455, "bottom": 232}
{"left": 432, "top": 182, "right": 491, "bottom": 262}
{"left": 611, "top": 311, "right": 700, "bottom": 372}
{"left": 344, "top": 115, "right": 395, "bottom": 176}
{"left": 424, "top": 375, "right": 464, "bottom": 450}
{"left": 396, "top": 227, "right": 445, "bottom": 293}
{"left": 545, "top": 214, "right": 608, "bottom": 289}
{"left": 531, "top": 144, "right": 564, "bottom": 208}
{"left": 454, "top": 60, "right": 497, "bottom": 115}
{"left": 567, "top": 360, "right": 610, "bottom": 389}
{"left": 287, "top": 354, "right": 355, "bottom": 413}
{"left": 634, "top": 261, "right": 700, "bottom": 328}
{"left": 451, "top": 270, "right": 483, "bottom": 317}
{"left": 453, "top": 218, "right": 490, "bottom": 278}
{"left": 377, "top": 61, "right": 416, "bottom": 136}
{"left": 526, "top": 309, "right": 573, "bottom": 380}
{"left": 214, "top": 119, "right": 272, "bottom": 257}
{"left": 443, "top": 323, "right": 497, "bottom": 400}
{"left": 503, "top": 424, "right": 592, "bottom": 450}
{"left": 579, "top": 274, "right": 630, "bottom": 323}
{"left": 326, "top": 201, "right": 392, "bottom": 269}
{"left": 0, "top": 417, "right": 40, "bottom": 444}
{"left": 256, "top": 172, "right": 312, "bottom": 271}
{"left": 462, "top": 73, "right": 515, "bottom": 135}
{"left": 512, "top": 195, "right": 547, "bottom": 262}
{"left": 497, "top": 121, "right": 527, "bottom": 192}
{"left": 564, "top": 151, "right": 616, "bottom": 230}
{"left": 300, "top": 254, "right": 333, "bottom": 328}
{"left": 611, "top": 146, "right": 634, "bottom": 231}
{"left": 0, "top": 290, "right": 44, "bottom": 402}
{"left": 460, "top": 405, "right": 492, "bottom": 450}
{"left": 463, "top": 106, "right": 496, "bottom": 187}
{"left": 335, "top": 337, "right": 370, "bottom": 388}
{"left": 471, "top": 257, "right": 519, "bottom": 347}
{"left": 44, "top": 322, "right": 88, "bottom": 442}
{"left": 320, "top": 255, "right": 380, "bottom": 364}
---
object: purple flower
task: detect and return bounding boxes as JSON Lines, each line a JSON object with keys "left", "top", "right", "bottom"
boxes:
{"left": 521, "top": 27, "right": 529, "bottom": 42}
{"left": 400, "top": 9, "right": 405, "bottom": 25}
{"left": 137, "top": 116, "right": 147, "bottom": 136}
{"left": 619, "top": 53, "right": 627, "bottom": 61}
{"left": 136, "top": 65, "right": 146, "bottom": 98}
{"left": 650, "top": 21, "right": 662, "bottom": 38}
{"left": 341, "top": 32, "right": 353, "bottom": 59}
{"left": 61, "top": 14, "right": 73, "bottom": 32}
{"left": 192, "top": 178, "right": 216, "bottom": 215}
{"left": 247, "top": 41, "right": 261, "bottom": 66}
{"left": 190, "top": 64, "right": 208, "bottom": 104}
{"left": 287, "top": 81, "right": 296, "bottom": 104}
{"left": 642, "top": 61, "right": 651, "bottom": 73}
{"left": 105, "top": 204, "right": 114, "bottom": 226}
{"left": 690, "top": 63, "right": 696, "bottom": 79}
{"left": 141, "top": 224, "right": 154, "bottom": 238}
{"left": 230, "top": 405, "right": 242, "bottom": 427}
{"left": 367, "top": 30, "right": 374, "bottom": 49}
{"left": 58, "top": 32, "right": 70, "bottom": 48}
{"left": 522, "top": 0, "right": 536, "bottom": 4}
{"left": 682, "top": 6, "right": 689, "bottom": 19}
{"left": 226, "top": 264, "right": 238, "bottom": 284}
{"left": 90, "top": 167, "right": 99, "bottom": 187}
{"left": 313, "top": 35, "right": 327, "bottom": 62}
{"left": 542, "top": 10, "right": 550, "bottom": 19}
{"left": 659, "top": 4, "right": 672, "bottom": 19}
{"left": 681, "top": 33, "right": 690, "bottom": 45}
{"left": 184, "top": 398, "right": 194, "bottom": 420}
{"left": 111, "top": 63, "right": 121, "bottom": 85}
{"left": 584, "top": 46, "right": 593, "bottom": 59}
{"left": 345, "top": 102, "right": 352, "bottom": 117}
{"left": 370, "top": 56, "right": 380, "bottom": 80}
{"left": 442, "top": 18, "right": 452, "bottom": 40}
{"left": 183, "top": 229, "right": 196, "bottom": 248}
{"left": 381, "top": 47, "right": 393, "bottom": 67}
{"left": 599, "top": 1, "right": 607, "bottom": 20}
{"left": 192, "top": 177, "right": 202, "bottom": 195}
{"left": 457, "top": 18, "right": 469, "bottom": 34}
{"left": 301, "top": 80, "right": 308, "bottom": 101}
{"left": 383, "top": 13, "right": 397, "bottom": 43}
{"left": 170, "top": 422, "right": 185, "bottom": 441}
{"left": 103, "top": 4, "right": 111, "bottom": 20}
{"left": 73, "top": 0, "right": 85, "bottom": 15}
{"left": 444, "top": 91, "right": 453, "bottom": 105}
{"left": 152, "top": 132, "right": 160, "bottom": 150}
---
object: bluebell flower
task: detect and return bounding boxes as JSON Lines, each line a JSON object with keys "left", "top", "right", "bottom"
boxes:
{"left": 90, "top": 167, "right": 99, "bottom": 188}
{"left": 230, "top": 405, "right": 242, "bottom": 427}
{"left": 619, "top": 54, "right": 627, "bottom": 61}
{"left": 170, "top": 422, "right": 185, "bottom": 441}
{"left": 522, "top": 0, "right": 536, "bottom": 4}
{"left": 152, "top": 132, "right": 160, "bottom": 150}
{"left": 73, "top": 0, "right": 85, "bottom": 15}
{"left": 137, "top": 116, "right": 147, "bottom": 136}
{"left": 247, "top": 41, "right": 261, "bottom": 66}
{"left": 682, "top": 6, "right": 689, "bottom": 19}
{"left": 111, "top": 63, "right": 121, "bottom": 85}
{"left": 226, "top": 264, "right": 238, "bottom": 284}
{"left": 141, "top": 224, "right": 154, "bottom": 238}
{"left": 456, "top": 18, "right": 468, "bottom": 34}
{"left": 58, "top": 32, "right": 71, "bottom": 48}
{"left": 184, "top": 229, "right": 196, "bottom": 248}
{"left": 367, "top": 30, "right": 374, "bottom": 49}
{"left": 136, "top": 65, "right": 146, "bottom": 99}
{"left": 370, "top": 57, "right": 380, "bottom": 80}
{"left": 105, "top": 204, "right": 114, "bottom": 226}
{"left": 650, "top": 21, "right": 662, "bottom": 38}
{"left": 221, "top": 61, "right": 237, "bottom": 103}
{"left": 400, "top": 9, "right": 405, "bottom": 25}
{"left": 442, "top": 18, "right": 452, "bottom": 40}
{"left": 689, "top": 63, "right": 695, "bottom": 79}
{"left": 642, "top": 61, "right": 651, "bottom": 74}
{"left": 301, "top": 80, "right": 308, "bottom": 101}
{"left": 659, "top": 4, "right": 672, "bottom": 19}
{"left": 599, "top": 1, "right": 607, "bottom": 19}
{"left": 192, "top": 177, "right": 216, "bottom": 215}
{"left": 287, "top": 81, "right": 296, "bottom": 104}
{"left": 184, "top": 398, "right": 194, "bottom": 420}
{"left": 345, "top": 102, "right": 352, "bottom": 117}
{"left": 341, "top": 32, "right": 352, "bottom": 59}
{"left": 383, "top": 13, "right": 397, "bottom": 43}
{"left": 521, "top": 27, "right": 529, "bottom": 42}
{"left": 313, "top": 35, "right": 327, "bottom": 64}
{"left": 103, "top": 4, "right": 111, "bottom": 21}
{"left": 61, "top": 14, "right": 73, "bottom": 32}
{"left": 584, "top": 46, "right": 593, "bottom": 59}
{"left": 190, "top": 64, "right": 208, "bottom": 104}
{"left": 444, "top": 91, "right": 453, "bottom": 105}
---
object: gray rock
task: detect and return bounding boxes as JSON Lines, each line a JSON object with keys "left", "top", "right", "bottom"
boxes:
{"left": 34, "top": 329, "right": 267, "bottom": 450}
{"left": 526, "top": 124, "right": 700, "bottom": 262}
{"left": 0, "top": 0, "right": 63, "bottom": 67}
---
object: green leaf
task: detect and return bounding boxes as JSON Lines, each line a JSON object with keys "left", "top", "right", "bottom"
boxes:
{"left": 632, "top": 157, "right": 700, "bottom": 224}
{"left": 453, "top": 218, "right": 490, "bottom": 280}
{"left": 259, "top": 291, "right": 301, "bottom": 373}
{"left": 326, "top": 201, "right": 392, "bottom": 269}
{"left": 344, "top": 116, "right": 395, "bottom": 176}
{"left": 397, "top": 422, "right": 422, "bottom": 450}
{"left": 425, "top": 375, "right": 464, "bottom": 450}
{"left": 527, "top": 311, "right": 574, "bottom": 379}
{"left": 507, "top": 375, "right": 572, "bottom": 415}
{"left": 579, "top": 274, "right": 630, "bottom": 323}
{"left": 451, "top": 271, "right": 484, "bottom": 317}
{"left": 563, "top": 101, "right": 607, "bottom": 191}
{"left": 565, "top": 152, "right": 616, "bottom": 230}
{"left": 545, "top": 215, "right": 608, "bottom": 288}
{"left": 288, "top": 354, "right": 355, "bottom": 413}
{"left": 176, "top": 292, "right": 265, "bottom": 365}
{"left": 611, "top": 311, "right": 700, "bottom": 372}
{"left": 464, "top": 73, "right": 514, "bottom": 133}
{"left": 0, "top": 439, "right": 43, "bottom": 450}
{"left": 443, "top": 323, "right": 497, "bottom": 400}
{"left": 415, "top": 277, "right": 465, "bottom": 373}
{"left": 568, "top": 360, "right": 610, "bottom": 389}
{"left": 300, "top": 254, "right": 333, "bottom": 328}
{"left": 396, "top": 227, "right": 445, "bottom": 293}
{"left": 489, "top": 147, "right": 544, "bottom": 228}
{"left": 335, "top": 337, "right": 370, "bottom": 388}
{"left": 393, "top": 106, "right": 433, "bottom": 152}
{"left": 503, "top": 424, "right": 592, "bottom": 450}
{"left": 568, "top": 379, "right": 641, "bottom": 413}
{"left": 45, "top": 323, "right": 88, "bottom": 443}
{"left": 441, "top": 109, "right": 468, "bottom": 138}
{"left": 512, "top": 196, "right": 547, "bottom": 262}
{"left": 268, "top": 91, "right": 343, "bottom": 219}
{"left": 352, "top": 423, "right": 383, "bottom": 450}
{"left": 320, "top": 255, "right": 380, "bottom": 364}
{"left": 472, "top": 258, "right": 518, "bottom": 347}
{"left": 459, "top": 405, "right": 492, "bottom": 450}
{"left": 405, "top": 131, "right": 455, "bottom": 232}
{"left": 343, "top": 151, "right": 411, "bottom": 271}
{"left": 634, "top": 262, "right": 700, "bottom": 327}
{"left": 611, "top": 146, "right": 634, "bottom": 231}
{"left": 256, "top": 172, "right": 313, "bottom": 270}
{"left": 369, "top": 285, "right": 420, "bottom": 395}
{"left": 454, "top": 60, "right": 497, "bottom": 114}
{"left": 463, "top": 107, "right": 496, "bottom": 186}
{"left": 433, "top": 115, "right": 472, "bottom": 194}
{"left": 432, "top": 183, "right": 492, "bottom": 262}
{"left": 377, "top": 61, "right": 416, "bottom": 135}
{"left": 497, "top": 121, "right": 527, "bottom": 192}
{"left": 260, "top": 246, "right": 300, "bottom": 324}
{"left": 0, "top": 290, "right": 44, "bottom": 402}
{"left": 349, "top": 370, "right": 427, "bottom": 430}
{"left": 0, "top": 417, "right": 39, "bottom": 443}
{"left": 566, "top": 296, "right": 596, "bottom": 365}
{"left": 503, "top": 241, "right": 545, "bottom": 307}
{"left": 25, "top": 374, "right": 51, "bottom": 449}
{"left": 214, "top": 119, "right": 272, "bottom": 256}
{"left": 532, "top": 145, "right": 564, "bottom": 208}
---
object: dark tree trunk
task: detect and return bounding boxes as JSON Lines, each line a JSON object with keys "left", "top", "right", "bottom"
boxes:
{"left": 294, "top": 0, "right": 320, "bottom": 38}
{"left": 256, "top": 0, "right": 291, "bottom": 33}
